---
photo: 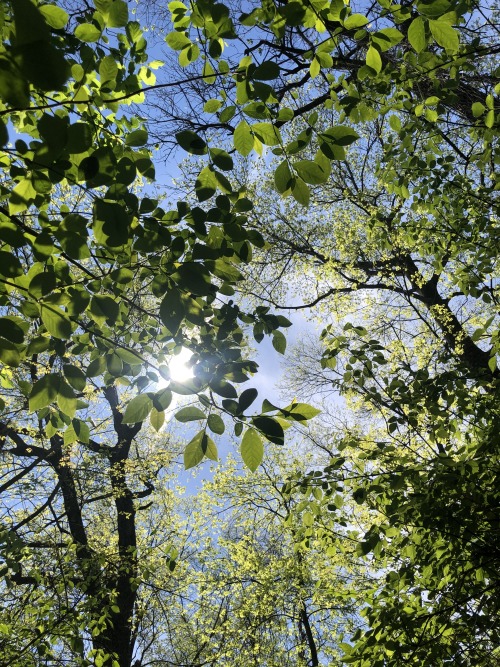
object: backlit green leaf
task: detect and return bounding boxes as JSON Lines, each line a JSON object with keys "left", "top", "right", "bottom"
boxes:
{"left": 366, "top": 46, "right": 382, "bottom": 73}
{"left": 75, "top": 23, "right": 102, "bottom": 42}
{"left": 252, "top": 122, "right": 282, "bottom": 146}
{"left": 176, "top": 130, "right": 207, "bottom": 155}
{"left": 107, "top": 0, "right": 129, "bottom": 27}
{"left": 233, "top": 120, "right": 254, "bottom": 156}
{"left": 272, "top": 330, "right": 287, "bottom": 354}
{"left": 159, "top": 288, "right": 185, "bottom": 335}
{"left": 29, "top": 374, "right": 59, "bottom": 412}
{"left": 252, "top": 416, "right": 285, "bottom": 445}
{"left": 429, "top": 19, "right": 459, "bottom": 51}
{"left": 39, "top": 4, "right": 69, "bottom": 29}
{"left": 408, "top": 17, "right": 427, "bottom": 52}
{"left": 294, "top": 159, "right": 329, "bottom": 185}
{"left": 0, "top": 338, "right": 22, "bottom": 367}
{"left": 207, "top": 413, "right": 225, "bottom": 434}
{"left": 166, "top": 31, "right": 191, "bottom": 50}
{"left": 184, "top": 430, "right": 205, "bottom": 469}
{"left": 40, "top": 303, "right": 73, "bottom": 339}
{"left": 275, "top": 160, "right": 293, "bottom": 193}
{"left": 57, "top": 380, "right": 77, "bottom": 419}
{"left": 241, "top": 427, "right": 264, "bottom": 471}
{"left": 150, "top": 408, "right": 165, "bottom": 432}
{"left": 63, "top": 364, "right": 86, "bottom": 391}
{"left": 126, "top": 129, "right": 148, "bottom": 147}
{"left": 175, "top": 406, "right": 207, "bottom": 422}
{"left": 291, "top": 178, "right": 310, "bottom": 207}
{"left": 0, "top": 317, "right": 27, "bottom": 344}
{"left": 122, "top": 394, "right": 153, "bottom": 424}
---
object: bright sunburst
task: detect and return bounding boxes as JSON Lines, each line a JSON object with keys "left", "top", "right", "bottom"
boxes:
{"left": 166, "top": 347, "right": 194, "bottom": 383}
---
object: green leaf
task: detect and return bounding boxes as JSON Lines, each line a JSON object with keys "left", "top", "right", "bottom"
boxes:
{"left": 366, "top": 46, "right": 382, "bottom": 74}
{"left": 408, "top": 17, "right": 427, "bottom": 53}
{"left": 241, "top": 427, "right": 264, "bottom": 471}
{"left": 0, "top": 251, "right": 22, "bottom": 278}
{"left": 275, "top": 160, "right": 293, "bottom": 193}
{"left": 417, "top": 0, "right": 452, "bottom": 18}
{"left": 272, "top": 330, "right": 287, "bottom": 354}
{"left": 239, "top": 388, "right": 258, "bottom": 413}
{"left": 93, "top": 199, "right": 130, "bottom": 249}
{"left": 214, "top": 170, "right": 232, "bottom": 193}
{"left": 154, "top": 388, "right": 173, "bottom": 411}
{"left": 122, "top": 394, "right": 153, "bottom": 424}
{"left": 169, "top": 378, "right": 201, "bottom": 395}
{"left": 172, "top": 262, "right": 213, "bottom": 296}
{"left": 166, "top": 31, "right": 191, "bottom": 50}
{"left": 64, "top": 424, "right": 77, "bottom": 445}
{"left": 252, "top": 122, "right": 282, "bottom": 146}
{"left": 253, "top": 61, "right": 280, "bottom": 80}
{"left": 72, "top": 418, "right": 90, "bottom": 444}
{"left": 0, "top": 338, "right": 22, "bottom": 367}
{"left": 184, "top": 430, "right": 205, "bottom": 469}
{"left": 82, "top": 147, "right": 117, "bottom": 187}
{"left": 389, "top": 115, "right": 402, "bottom": 131}
{"left": 371, "top": 28, "right": 404, "bottom": 52}
{"left": 219, "top": 105, "right": 236, "bottom": 122}
{"left": 39, "top": 5, "right": 69, "bottom": 29}
{"left": 175, "top": 130, "right": 207, "bottom": 155}
{"left": 202, "top": 61, "right": 216, "bottom": 84}
{"left": 252, "top": 416, "right": 285, "bottom": 445}
{"left": 159, "top": 288, "right": 185, "bottom": 335}
{"left": 0, "top": 56, "right": 29, "bottom": 107}
{"left": 209, "top": 148, "right": 233, "bottom": 171}
{"left": 75, "top": 23, "right": 102, "bottom": 42}
{"left": 86, "top": 357, "right": 106, "bottom": 378}
{"left": 90, "top": 295, "right": 119, "bottom": 327}
{"left": 233, "top": 120, "right": 254, "bottom": 156}
{"left": 63, "top": 364, "right": 86, "bottom": 391}
{"left": 195, "top": 166, "right": 218, "bottom": 201}
{"left": 126, "top": 129, "right": 148, "bottom": 147}
{"left": 291, "top": 178, "right": 310, "bottom": 207}
{"left": 40, "top": 303, "right": 73, "bottom": 340}
{"left": 9, "top": 179, "right": 37, "bottom": 215}
{"left": 107, "top": 0, "right": 129, "bottom": 27}
{"left": 471, "top": 102, "right": 485, "bottom": 118}
{"left": 115, "top": 348, "right": 144, "bottom": 365}
{"left": 202, "top": 432, "right": 218, "bottom": 461}
{"left": 207, "top": 413, "right": 225, "bottom": 434}
{"left": 429, "top": 20, "right": 459, "bottom": 51}
{"left": 57, "top": 380, "right": 77, "bottom": 419}
{"left": 150, "top": 407, "right": 165, "bottom": 432}
{"left": 67, "top": 122, "right": 93, "bottom": 153}
{"left": 283, "top": 402, "right": 321, "bottom": 421}
{"left": 107, "top": 353, "right": 123, "bottom": 377}
{"left": 204, "top": 99, "right": 222, "bottom": 113}
{"left": 99, "top": 55, "right": 118, "bottom": 82}
{"left": 322, "top": 126, "right": 359, "bottom": 146}
{"left": 294, "top": 159, "right": 329, "bottom": 185}
{"left": 29, "top": 272, "right": 56, "bottom": 299}
{"left": 179, "top": 43, "right": 200, "bottom": 66}
{"left": 174, "top": 406, "right": 207, "bottom": 422}
{"left": 0, "top": 316, "right": 28, "bottom": 344}
{"left": 29, "top": 374, "right": 59, "bottom": 412}
{"left": 309, "top": 57, "right": 320, "bottom": 79}
{"left": 344, "top": 13, "right": 369, "bottom": 29}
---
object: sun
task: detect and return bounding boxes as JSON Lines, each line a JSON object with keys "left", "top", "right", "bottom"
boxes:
{"left": 167, "top": 347, "right": 194, "bottom": 383}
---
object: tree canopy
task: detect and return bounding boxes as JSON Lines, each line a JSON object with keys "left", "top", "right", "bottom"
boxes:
{"left": 0, "top": 0, "right": 499, "bottom": 665}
